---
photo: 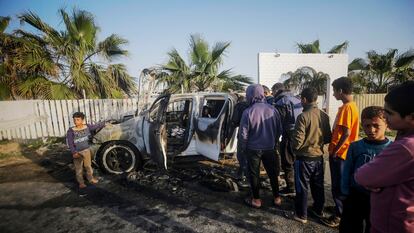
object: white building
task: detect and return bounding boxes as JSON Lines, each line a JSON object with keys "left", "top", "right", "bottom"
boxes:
{"left": 257, "top": 53, "right": 348, "bottom": 124}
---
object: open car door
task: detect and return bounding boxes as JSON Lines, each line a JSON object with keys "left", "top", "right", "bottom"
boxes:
{"left": 144, "top": 94, "right": 170, "bottom": 169}
{"left": 195, "top": 95, "right": 229, "bottom": 161}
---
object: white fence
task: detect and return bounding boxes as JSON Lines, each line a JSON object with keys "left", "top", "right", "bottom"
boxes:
{"left": 0, "top": 99, "right": 141, "bottom": 140}
{"left": 0, "top": 94, "right": 388, "bottom": 141}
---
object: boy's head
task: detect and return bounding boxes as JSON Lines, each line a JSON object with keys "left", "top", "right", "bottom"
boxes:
{"left": 361, "top": 106, "right": 387, "bottom": 141}
{"left": 332, "top": 77, "right": 353, "bottom": 100}
{"left": 271, "top": 83, "right": 285, "bottom": 97}
{"left": 300, "top": 87, "right": 318, "bottom": 105}
{"left": 384, "top": 81, "right": 414, "bottom": 132}
{"left": 72, "top": 112, "right": 85, "bottom": 127}
{"left": 262, "top": 85, "right": 271, "bottom": 96}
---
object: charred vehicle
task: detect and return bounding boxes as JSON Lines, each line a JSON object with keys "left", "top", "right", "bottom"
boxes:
{"left": 92, "top": 93, "right": 239, "bottom": 174}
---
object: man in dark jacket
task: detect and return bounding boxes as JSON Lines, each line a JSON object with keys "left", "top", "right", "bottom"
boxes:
{"left": 240, "top": 84, "right": 283, "bottom": 208}
{"left": 231, "top": 94, "right": 249, "bottom": 187}
{"left": 270, "top": 83, "right": 303, "bottom": 196}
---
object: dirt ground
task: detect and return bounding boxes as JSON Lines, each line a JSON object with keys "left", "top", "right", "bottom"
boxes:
{"left": 0, "top": 141, "right": 338, "bottom": 233}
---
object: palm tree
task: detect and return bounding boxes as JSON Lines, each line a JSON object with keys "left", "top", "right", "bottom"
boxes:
{"left": 348, "top": 49, "right": 414, "bottom": 93}
{"left": 282, "top": 66, "right": 330, "bottom": 95}
{"left": 158, "top": 34, "right": 252, "bottom": 93}
{"left": 1, "top": 15, "right": 64, "bottom": 100}
{"left": 296, "top": 39, "right": 349, "bottom": 54}
{"left": 14, "top": 9, "right": 136, "bottom": 99}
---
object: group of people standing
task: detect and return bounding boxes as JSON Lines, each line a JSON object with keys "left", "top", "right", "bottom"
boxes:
{"left": 233, "top": 78, "right": 414, "bottom": 233}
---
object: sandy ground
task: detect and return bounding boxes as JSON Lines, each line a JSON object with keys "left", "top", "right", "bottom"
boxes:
{"left": 0, "top": 142, "right": 338, "bottom": 233}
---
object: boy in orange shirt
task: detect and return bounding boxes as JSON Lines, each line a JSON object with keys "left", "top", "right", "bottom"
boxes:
{"left": 321, "top": 77, "right": 360, "bottom": 227}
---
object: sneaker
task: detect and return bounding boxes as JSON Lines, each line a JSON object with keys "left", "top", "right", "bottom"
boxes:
{"left": 320, "top": 215, "right": 341, "bottom": 228}
{"left": 279, "top": 188, "right": 296, "bottom": 197}
{"left": 89, "top": 178, "right": 99, "bottom": 184}
{"left": 283, "top": 211, "right": 307, "bottom": 224}
{"left": 292, "top": 215, "right": 308, "bottom": 224}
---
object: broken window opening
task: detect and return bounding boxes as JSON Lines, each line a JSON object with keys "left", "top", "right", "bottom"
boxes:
{"left": 165, "top": 99, "right": 193, "bottom": 155}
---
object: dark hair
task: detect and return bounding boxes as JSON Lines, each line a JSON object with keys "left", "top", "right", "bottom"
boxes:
{"left": 332, "top": 77, "right": 353, "bottom": 94}
{"left": 271, "top": 83, "right": 285, "bottom": 95}
{"left": 300, "top": 87, "right": 318, "bottom": 102}
{"left": 361, "top": 106, "right": 386, "bottom": 121}
{"left": 72, "top": 112, "right": 85, "bottom": 119}
{"left": 262, "top": 85, "right": 270, "bottom": 95}
{"left": 384, "top": 81, "right": 414, "bottom": 117}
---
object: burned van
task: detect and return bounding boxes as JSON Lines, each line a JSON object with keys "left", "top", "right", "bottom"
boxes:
{"left": 92, "top": 93, "right": 239, "bottom": 174}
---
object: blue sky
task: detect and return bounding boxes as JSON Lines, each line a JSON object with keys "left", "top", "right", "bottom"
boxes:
{"left": 1, "top": 0, "right": 413, "bottom": 81}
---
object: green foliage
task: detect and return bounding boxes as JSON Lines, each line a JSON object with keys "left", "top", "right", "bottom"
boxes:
{"left": 296, "top": 39, "right": 348, "bottom": 54}
{"left": 158, "top": 34, "right": 252, "bottom": 93}
{"left": 283, "top": 66, "right": 329, "bottom": 95}
{"left": 349, "top": 49, "right": 414, "bottom": 93}
{"left": 0, "top": 9, "right": 135, "bottom": 100}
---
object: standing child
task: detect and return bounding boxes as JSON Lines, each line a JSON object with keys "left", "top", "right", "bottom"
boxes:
{"left": 355, "top": 81, "right": 414, "bottom": 233}
{"left": 290, "top": 88, "right": 332, "bottom": 223}
{"left": 339, "top": 106, "right": 391, "bottom": 233}
{"left": 66, "top": 112, "right": 105, "bottom": 189}
{"left": 322, "top": 77, "right": 360, "bottom": 227}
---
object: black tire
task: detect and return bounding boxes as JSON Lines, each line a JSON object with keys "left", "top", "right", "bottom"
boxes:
{"left": 97, "top": 141, "right": 142, "bottom": 175}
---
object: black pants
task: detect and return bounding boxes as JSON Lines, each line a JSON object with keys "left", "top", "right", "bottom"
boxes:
{"left": 247, "top": 149, "right": 280, "bottom": 199}
{"left": 280, "top": 136, "right": 295, "bottom": 191}
{"left": 339, "top": 189, "right": 371, "bottom": 233}
{"left": 329, "top": 156, "right": 345, "bottom": 216}
{"left": 294, "top": 158, "right": 325, "bottom": 218}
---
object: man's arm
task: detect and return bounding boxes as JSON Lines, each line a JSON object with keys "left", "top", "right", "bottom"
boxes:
{"left": 355, "top": 142, "right": 414, "bottom": 188}
{"left": 331, "top": 125, "right": 350, "bottom": 157}
{"left": 292, "top": 114, "right": 306, "bottom": 151}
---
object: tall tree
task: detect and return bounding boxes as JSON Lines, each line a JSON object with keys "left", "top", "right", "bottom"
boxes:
{"left": 348, "top": 49, "right": 414, "bottom": 93}
{"left": 296, "top": 39, "right": 349, "bottom": 54}
{"left": 0, "top": 9, "right": 136, "bottom": 100}
{"left": 158, "top": 34, "right": 252, "bottom": 93}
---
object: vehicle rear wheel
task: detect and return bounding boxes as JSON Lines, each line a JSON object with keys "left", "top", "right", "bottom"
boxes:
{"left": 98, "top": 142, "right": 141, "bottom": 175}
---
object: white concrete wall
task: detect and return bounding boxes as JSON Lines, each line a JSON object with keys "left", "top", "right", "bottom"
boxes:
{"left": 258, "top": 53, "right": 348, "bottom": 125}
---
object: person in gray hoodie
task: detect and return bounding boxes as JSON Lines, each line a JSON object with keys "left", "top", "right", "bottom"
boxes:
{"left": 240, "top": 84, "right": 283, "bottom": 208}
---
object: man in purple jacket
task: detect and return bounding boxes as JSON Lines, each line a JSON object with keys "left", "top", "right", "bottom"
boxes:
{"left": 240, "top": 84, "right": 283, "bottom": 208}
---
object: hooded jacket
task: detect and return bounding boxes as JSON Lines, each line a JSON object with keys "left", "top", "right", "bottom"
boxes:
{"left": 239, "top": 84, "right": 283, "bottom": 151}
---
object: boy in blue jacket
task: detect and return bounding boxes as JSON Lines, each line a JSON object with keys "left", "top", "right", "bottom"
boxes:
{"left": 339, "top": 106, "right": 391, "bottom": 233}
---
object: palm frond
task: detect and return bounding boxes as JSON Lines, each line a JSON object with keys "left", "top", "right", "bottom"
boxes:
{"left": 395, "top": 49, "right": 414, "bottom": 68}
{"left": 97, "top": 34, "right": 128, "bottom": 61}
{"left": 0, "top": 16, "right": 10, "bottom": 33}
{"left": 328, "top": 41, "right": 349, "bottom": 54}
{"left": 348, "top": 58, "right": 368, "bottom": 71}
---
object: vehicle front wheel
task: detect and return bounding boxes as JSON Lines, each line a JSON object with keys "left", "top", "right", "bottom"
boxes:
{"left": 98, "top": 142, "right": 141, "bottom": 175}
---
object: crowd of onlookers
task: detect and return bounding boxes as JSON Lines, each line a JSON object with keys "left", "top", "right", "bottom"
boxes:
{"left": 65, "top": 76, "right": 413, "bottom": 233}
{"left": 233, "top": 78, "right": 414, "bottom": 233}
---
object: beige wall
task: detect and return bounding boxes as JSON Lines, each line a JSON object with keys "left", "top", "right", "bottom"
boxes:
{"left": 353, "top": 93, "right": 386, "bottom": 112}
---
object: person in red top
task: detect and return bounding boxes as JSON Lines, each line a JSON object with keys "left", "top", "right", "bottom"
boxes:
{"left": 355, "top": 81, "right": 414, "bottom": 233}
{"left": 322, "top": 77, "right": 360, "bottom": 227}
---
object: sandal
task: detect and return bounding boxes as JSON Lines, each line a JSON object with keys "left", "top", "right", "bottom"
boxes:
{"left": 244, "top": 197, "right": 261, "bottom": 209}
{"left": 274, "top": 196, "right": 282, "bottom": 207}
{"left": 89, "top": 178, "right": 99, "bottom": 184}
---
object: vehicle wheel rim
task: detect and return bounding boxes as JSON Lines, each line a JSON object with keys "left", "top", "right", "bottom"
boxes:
{"left": 103, "top": 145, "right": 135, "bottom": 173}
